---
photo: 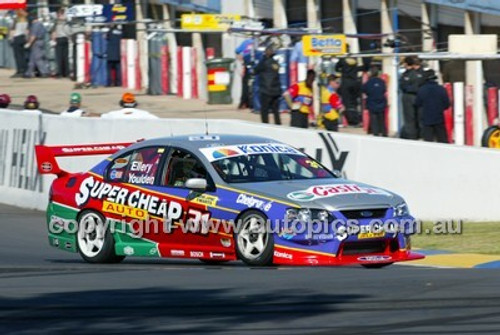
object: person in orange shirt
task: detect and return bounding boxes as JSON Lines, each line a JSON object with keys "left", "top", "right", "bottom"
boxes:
{"left": 283, "top": 70, "right": 316, "bottom": 128}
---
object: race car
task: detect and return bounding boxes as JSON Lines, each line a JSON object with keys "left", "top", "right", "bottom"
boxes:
{"left": 35, "top": 134, "right": 424, "bottom": 267}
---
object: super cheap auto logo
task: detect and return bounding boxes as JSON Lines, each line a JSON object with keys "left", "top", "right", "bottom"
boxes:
{"left": 287, "top": 184, "right": 391, "bottom": 202}
{"left": 200, "top": 143, "right": 305, "bottom": 162}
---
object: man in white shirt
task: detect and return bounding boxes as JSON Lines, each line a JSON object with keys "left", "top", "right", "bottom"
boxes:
{"left": 101, "top": 92, "right": 158, "bottom": 119}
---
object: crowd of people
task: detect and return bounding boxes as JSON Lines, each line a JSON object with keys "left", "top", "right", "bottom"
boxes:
{"left": 246, "top": 44, "right": 451, "bottom": 143}
{"left": 0, "top": 92, "right": 158, "bottom": 119}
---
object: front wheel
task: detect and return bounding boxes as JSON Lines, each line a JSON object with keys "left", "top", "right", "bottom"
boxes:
{"left": 235, "top": 211, "right": 273, "bottom": 266}
{"left": 76, "top": 211, "right": 125, "bottom": 264}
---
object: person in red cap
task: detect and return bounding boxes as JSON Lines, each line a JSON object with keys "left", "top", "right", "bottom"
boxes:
{"left": 0, "top": 94, "right": 11, "bottom": 109}
{"left": 23, "top": 95, "right": 42, "bottom": 113}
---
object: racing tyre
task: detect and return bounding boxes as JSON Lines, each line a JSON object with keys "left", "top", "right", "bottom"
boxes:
{"left": 76, "top": 211, "right": 125, "bottom": 264}
{"left": 235, "top": 210, "right": 273, "bottom": 266}
{"left": 361, "top": 263, "right": 393, "bottom": 269}
{"left": 481, "top": 125, "right": 500, "bottom": 148}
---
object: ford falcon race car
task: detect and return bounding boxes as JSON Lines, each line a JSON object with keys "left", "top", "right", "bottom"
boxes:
{"left": 35, "top": 134, "right": 424, "bottom": 267}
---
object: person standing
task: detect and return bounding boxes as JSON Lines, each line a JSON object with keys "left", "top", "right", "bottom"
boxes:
{"left": 414, "top": 70, "right": 450, "bottom": 143}
{"left": 320, "top": 74, "right": 344, "bottom": 131}
{"left": 107, "top": 25, "right": 122, "bottom": 87}
{"left": 400, "top": 56, "right": 424, "bottom": 139}
{"left": 235, "top": 38, "right": 254, "bottom": 110}
{"left": 254, "top": 45, "right": 282, "bottom": 124}
{"left": 52, "top": 8, "right": 70, "bottom": 78}
{"left": 283, "top": 69, "right": 316, "bottom": 128}
{"left": 9, "top": 9, "right": 28, "bottom": 78}
{"left": 362, "top": 67, "right": 388, "bottom": 136}
{"left": 335, "top": 45, "right": 371, "bottom": 125}
{"left": 24, "top": 14, "right": 49, "bottom": 78}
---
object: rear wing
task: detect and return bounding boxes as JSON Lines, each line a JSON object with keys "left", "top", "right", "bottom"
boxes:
{"left": 35, "top": 142, "right": 134, "bottom": 177}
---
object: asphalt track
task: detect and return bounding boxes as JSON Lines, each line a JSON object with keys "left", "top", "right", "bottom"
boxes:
{"left": 1, "top": 204, "right": 500, "bottom": 334}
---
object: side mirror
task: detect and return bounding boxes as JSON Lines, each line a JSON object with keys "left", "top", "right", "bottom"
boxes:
{"left": 332, "top": 170, "right": 342, "bottom": 178}
{"left": 185, "top": 178, "right": 207, "bottom": 191}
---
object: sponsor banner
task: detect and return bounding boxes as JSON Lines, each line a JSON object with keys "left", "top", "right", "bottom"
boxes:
{"left": 236, "top": 194, "right": 272, "bottom": 212}
{"left": 287, "top": 184, "right": 391, "bottom": 202}
{"left": 0, "top": 0, "right": 26, "bottom": 9}
{"left": 67, "top": 4, "right": 133, "bottom": 23}
{"left": 181, "top": 14, "right": 240, "bottom": 31}
{"left": 302, "top": 35, "right": 347, "bottom": 56}
{"left": 199, "top": 143, "right": 305, "bottom": 162}
{"left": 102, "top": 200, "right": 147, "bottom": 220}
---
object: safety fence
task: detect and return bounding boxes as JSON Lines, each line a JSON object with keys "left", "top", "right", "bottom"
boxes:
{"left": 0, "top": 109, "right": 499, "bottom": 221}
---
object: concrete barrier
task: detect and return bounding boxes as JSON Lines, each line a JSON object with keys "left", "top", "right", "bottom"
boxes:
{"left": 0, "top": 109, "right": 499, "bottom": 221}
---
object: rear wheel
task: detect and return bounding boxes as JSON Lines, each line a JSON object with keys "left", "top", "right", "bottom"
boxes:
{"left": 235, "top": 211, "right": 273, "bottom": 266}
{"left": 76, "top": 211, "right": 125, "bottom": 264}
{"left": 361, "top": 263, "right": 393, "bottom": 269}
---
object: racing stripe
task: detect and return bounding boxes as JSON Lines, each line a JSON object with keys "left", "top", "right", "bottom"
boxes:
{"left": 216, "top": 184, "right": 299, "bottom": 208}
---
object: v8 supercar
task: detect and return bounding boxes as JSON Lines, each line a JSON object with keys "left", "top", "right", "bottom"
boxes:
{"left": 35, "top": 134, "right": 424, "bottom": 267}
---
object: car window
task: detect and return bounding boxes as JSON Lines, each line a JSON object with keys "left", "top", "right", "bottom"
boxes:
{"left": 162, "top": 148, "right": 208, "bottom": 188}
{"left": 212, "top": 153, "right": 333, "bottom": 183}
{"left": 107, "top": 147, "right": 164, "bottom": 185}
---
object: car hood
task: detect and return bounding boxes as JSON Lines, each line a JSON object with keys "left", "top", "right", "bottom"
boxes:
{"left": 234, "top": 178, "right": 403, "bottom": 211}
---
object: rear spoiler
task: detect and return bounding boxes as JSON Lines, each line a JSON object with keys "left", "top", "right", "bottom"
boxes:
{"left": 35, "top": 142, "right": 134, "bottom": 177}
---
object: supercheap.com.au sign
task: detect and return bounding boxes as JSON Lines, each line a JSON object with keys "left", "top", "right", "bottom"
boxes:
{"left": 302, "top": 35, "right": 347, "bottom": 56}
{"left": 0, "top": 0, "right": 26, "bottom": 9}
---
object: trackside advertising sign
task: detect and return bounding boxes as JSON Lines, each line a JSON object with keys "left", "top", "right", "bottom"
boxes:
{"left": 302, "top": 34, "right": 347, "bottom": 56}
{"left": 0, "top": 0, "right": 26, "bottom": 9}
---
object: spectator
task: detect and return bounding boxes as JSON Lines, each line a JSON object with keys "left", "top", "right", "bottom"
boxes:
{"left": 400, "top": 56, "right": 425, "bottom": 139}
{"left": 0, "top": 94, "right": 11, "bottom": 109}
{"left": 284, "top": 69, "right": 316, "bottom": 128}
{"left": 235, "top": 38, "right": 254, "bottom": 110}
{"left": 22, "top": 95, "right": 42, "bottom": 113}
{"left": 414, "top": 70, "right": 450, "bottom": 143}
{"left": 60, "top": 93, "right": 86, "bottom": 117}
{"left": 107, "top": 25, "right": 122, "bottom": 87}
{"left": 52, "top": 8, "right": 70, "bottom": 78}
{"left": 9, "top": 9, "right": 28, "bottom": 78}
{"left": 335, "top": 44, "right": 371, "bottom": 125}
{"left": 101, "top": 92, "right": 158, "bottom": 119}
{"left": 320, "top": 74, "right": 344, "bottom": 132}
{"left": 24, "top": 14, "right": 49, "bottom": 78}
{"left": 254, "top": 45, "right": 282, "bottom": 124}
{"left": 362, "top": 67, "right": 388, "bottom": 137}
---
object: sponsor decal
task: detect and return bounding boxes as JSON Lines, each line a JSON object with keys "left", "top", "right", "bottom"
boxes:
{"left": 113, "top": 157, "right": 129, "bottom": 169}
{"left": 357, "top": 232, "right": 386, "bottom": 240}
{"left": 64, "top": 242, "right": 73, "bottom": 249}
{"left": 41, "top": 162, "right": 53, "bottom": 172}
{"left": 278, "top": 228, "right": 296, "bottom": 240}
{"left": 236, "top": 194, "right": 272, "bottom": 212}
{"left": 102, "top": 200, "right": 147, "bottom": 220}
{"left": 209, "top": 252, "right": 225, "bottom": 258}
{"left": 191, "top": 194, "right": 218, "bottom": 207}
{"left": 199, "top": 143, "right": 305, "bottom": 162}
{"left": 190, "top": 251, "right": 204, "bottom": 258}
{"left": 274, "top": 251, "right": 293, "bottom": 260}
{"left": 124, "top": 246, "right": 134, "bottom": 255}
{"left": 189, "top": 135, "right": 220, "bottom": 141}
{"left": 109, "top": 170, "right": 123, "bottom": 180}
{"left": 53, "top": 238, "right": 60, "bottom": 247}
{"left": 220, "top": 238, "right": 232, "bottom": 247}
{"left": 76, "top": 176, "right": 183, "bottom": 220}
{"left": 171, "top": 250, "right": 185, "bottom": 256}
{"left": 61, "top": 145, "right": 127, "bottom": 154}
{"left": 357, "top": 255, "right": 392, "bottom": 262}
{"left": 287, "top": 184, "right": 391, "bottom": 202}
{"left": 149, "top": 247, "right": 157, "bottom": 255}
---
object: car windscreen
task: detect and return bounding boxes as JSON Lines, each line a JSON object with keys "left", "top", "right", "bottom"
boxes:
{"left": 211, "top": 153, "right": 334, "bottom": 183}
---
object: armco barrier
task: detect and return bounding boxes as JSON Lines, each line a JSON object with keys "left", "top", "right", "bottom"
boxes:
{"left": 1, "top": 109, "right": 500, "bottom": 221}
